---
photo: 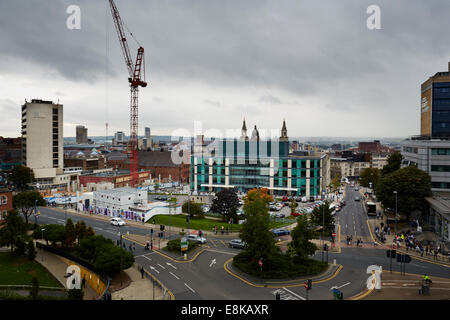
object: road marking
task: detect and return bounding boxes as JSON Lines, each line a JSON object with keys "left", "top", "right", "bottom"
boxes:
{"left": 157, "top": 264, "right": 166, "bottom": 270}
{"left": 166, "top": 262, "right": 177, "bottom": 269}
{"left": 170, "top": 272, "right": 180, "bottom": 280}
{"left": 149, "top": 266, "right": 160, "bottom": 274}
{"left": 219, "top": 240, "right": 227, "bottom": 246}
{"left": 210, "top": 258, "right": 217, "bottom": 268}
{"left": 141, "top": 255, "right": 152, "bottom": 262}
{"left": 184, "top": 283, "right": 195, "bottom": 293}
{"left": 282, "top": 287, "right": 306, "bottom": 300}
{"left": 330, "top": 282, "right": 351, "bottom": 290}
{"left": 93, "top": 227, "right": 103, "bottom": 231}
{"left": 206, "top": 249, "right": 237, "bottom": 255}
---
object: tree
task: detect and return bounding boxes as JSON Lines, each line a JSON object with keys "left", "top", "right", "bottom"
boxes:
{"left": 381, "top": 152, "right": 403, "bottom": 176}
{"left": 359, "top": 168, "right": 380, "bottom": 188}
{"left": 34, "top": 224, "right": 66, "bottom": 246}
{"left": 310, "top": 201, "right": 335, "bottom": 235}
{"left": 0, "top": 210, "right": 27, "bottom": 253}
{"left": 375, "top": 166, "right": 431, "bottom": 221}
{"left": 181, "top": 201, "right": 203, "bottom": 218}
{"left": 65, "top": 219, "right": 77, "bottom": 248}
{"left": 9, "top": 165, "right": 35, "bottom": 191}
{"left": 12, "top": 191, "right": 46, "bottom": 225}
{"left": 29, "top": 276, "right": 39, "bottom": 300}
{"left": 75, "top": 221, "right": 89, "bottom": 244}
{"left": 288, "top": 215, "right": 318, "bottom": 260}
{"left": 27, "top": 240, "right": 36, "bottom": 261}
{"left": 289, "top": 199, "right": 297, "bottom": 214}
{"left": 244, "top": 188, "right": 273, "bottom": 206}
{"left": 329, "top": 176, "right": 341, "bottom": 192}
{"left": 14, "top": 237, "right": 27, "bottom": 256}
{"left": 210, "top": 188, "right": 240, "bottom": 221}
{"left": 240, "top": 189, "right": 279, "bottom": 264}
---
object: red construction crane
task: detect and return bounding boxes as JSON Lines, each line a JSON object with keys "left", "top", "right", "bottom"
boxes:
{"left": 109, "top": 0, "right": 147, "bottom": 186}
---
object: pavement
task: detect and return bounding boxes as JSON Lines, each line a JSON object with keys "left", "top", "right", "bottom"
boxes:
{"left": 35, "top": 245, "right": 98, "bottom": 300}
{"left": 111, "top": 264, "right": 164, "bottom": 300}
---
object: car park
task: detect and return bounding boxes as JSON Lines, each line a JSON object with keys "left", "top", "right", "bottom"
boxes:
{"left": 229, "top": 239, "right": 246, "bottom": 249}
{"left": 187, "top": 234, "right": 207, "bottom": 244}
{"left": 271, "top": 228, "right": 290, "bottom": 236}
{"left": 110, "top": 217, "right": 126, "bottom": 226}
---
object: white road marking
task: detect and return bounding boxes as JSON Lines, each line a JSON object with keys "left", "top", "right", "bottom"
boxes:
{"left": 282, "top": 287, "right": 306, "bottom": 300}
{"left": 157, "top": 264, "right": 166, "bottom": 270}
{"left": 166, "top": 262, "right": 177, "bottom": 269}
{"left": 149, "top": 266, "right": 160, "bottom": 274}
{"left": 170, "top": 272, "right": 180, "bottom": 280}
{"left": 210, "top": 258, "right": 217, "bottom": 267}
{"left": 330, "top": 282, "right": 351, "bottom": 290}
{"left": 205, "top": 249, "right": 237, "bottom": 255}
{"left": 141, "top": 255, "right": 152, "bottom": 261}
{"left": 184, "top": 283, "right": 195, "bottom": 293}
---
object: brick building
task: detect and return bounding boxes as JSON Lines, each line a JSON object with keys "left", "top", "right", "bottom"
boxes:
{"left": 79, "top": 170, "right": 151, "bottom": 189}
{"left": 138, "top": 150, "right": 190, "bottom": 184}
{"left": 0, "top": 189, "right": 13, "bottom": 220}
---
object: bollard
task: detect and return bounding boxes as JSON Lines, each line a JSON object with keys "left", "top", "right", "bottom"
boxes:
{"left": 184, "top": 254, "right": 187, "bottom": 260}
{"left": 333, "top": 259, "right": 336, "bottom": 266}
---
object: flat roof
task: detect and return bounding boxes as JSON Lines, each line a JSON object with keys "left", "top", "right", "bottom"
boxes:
{"left": 94, "top": 187, "right": 141, "bottom": 196}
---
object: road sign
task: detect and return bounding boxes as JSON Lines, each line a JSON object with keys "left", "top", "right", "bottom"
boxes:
{"left": 258, "top": 258, "right": 263, "bottom": 268}
{"left": 180, "top": 237, "right": 188, "bottom": 251}
{"left": 304, "top": 281, "right": 308, "bottom": 289}
{"left": 332, "top": 232, "right": 336, "bottom": 237}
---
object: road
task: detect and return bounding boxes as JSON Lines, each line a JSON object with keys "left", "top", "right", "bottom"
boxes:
{"left": 34, "top": 202, "right": 450, "bottom": 300}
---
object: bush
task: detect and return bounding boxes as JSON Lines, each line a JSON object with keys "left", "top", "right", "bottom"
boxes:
{"left": 27, "top": 241, "right": 36, "bottom": 261}
{"left": 165, "top": 239, "right": 198, "bottom": 253}
{"left": 232, "top": 251, "right": 327, "bottom": 279}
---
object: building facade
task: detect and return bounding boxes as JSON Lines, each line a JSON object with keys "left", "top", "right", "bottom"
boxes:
{"left": 21, "top": 99, "right": 64, "bottom": 181}
{"left": 190, "top": 121, "right": 330, "bottom": 197}
{"left": 0, "top": 189, "right": 13, "bottom": 220}
{"left": 76, "top": 125, "right": 88, "bottom": 144}
{"left": 421, "top": 62, "right": 450, "bottom": 138}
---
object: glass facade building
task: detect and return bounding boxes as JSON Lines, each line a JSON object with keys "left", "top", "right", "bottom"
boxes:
{"left": 190, "top": 138, "right": 328, "bottom": 197}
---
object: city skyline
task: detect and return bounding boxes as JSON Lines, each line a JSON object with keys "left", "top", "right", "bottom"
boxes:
{"left": 1, "top": 1, "right": 450, "bottom": 138}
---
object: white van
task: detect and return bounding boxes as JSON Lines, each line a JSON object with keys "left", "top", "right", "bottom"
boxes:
{"left": 110, "top": 217, "right": 126, "bottom": 226}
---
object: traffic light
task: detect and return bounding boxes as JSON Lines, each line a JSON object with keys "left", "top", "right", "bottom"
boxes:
{"left": 307, "top": 279, "right": 312, "bottom": 290}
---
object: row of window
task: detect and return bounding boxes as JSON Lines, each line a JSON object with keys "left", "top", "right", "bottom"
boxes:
{"left": 432, "top": 182, "right": 450, "bottom": 189}
{"left": 431, "top": 165, "right": 450, "bottom": 172}
{"left": 431, "top": 148, "right": 450, "bottom": 155}
{"left": 403, "top": 146, "right": 418, "bottom": 154}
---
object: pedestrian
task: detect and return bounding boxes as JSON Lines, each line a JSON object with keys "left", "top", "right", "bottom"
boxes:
{"left": 221, "top": 226, "right": 224, "bottom": 234}
{"left": 140, "top": 266, "right": 145, "bottom": 279}
{"left": 422, "top": 274, "right": 432, "bottom": 284}
{"left": 146, "top": 240, "right": 150, "bottom": 250}
{"left": 356, "top": 239, "right": 360, "bottom": 247}
{"left": 133, "top": 242, "right": 136, "bottom": 251}
{"left": 129, "top": 244, "right": 132, "bottom": 252}
{"left": 226, "top": 226, "right": 229, "bottom": 234}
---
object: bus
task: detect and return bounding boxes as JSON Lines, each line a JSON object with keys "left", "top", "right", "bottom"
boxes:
{"left": 367, "top": 201, "right": 377, "bottom": 216}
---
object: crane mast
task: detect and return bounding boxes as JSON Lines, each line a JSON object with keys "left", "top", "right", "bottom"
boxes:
{"left": 109, "top": 0, "right": 147, "bottom": 186}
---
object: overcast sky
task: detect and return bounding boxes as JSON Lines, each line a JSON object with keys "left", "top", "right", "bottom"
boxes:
{"left": 1, "top": 0, "right": 449, "bottom": 139}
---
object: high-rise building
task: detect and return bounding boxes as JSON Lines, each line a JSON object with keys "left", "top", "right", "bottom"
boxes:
{"left": 21, "top": 99, "right": 64, "bottom": 180}
{"left": 145, "top": 127, "right": 151, "bottom": 139}
{"left": 421, "top": 62, "right": 450, "bottom": 138}
{"left": 76, "top": 125, "right": 88, "bottom": 144}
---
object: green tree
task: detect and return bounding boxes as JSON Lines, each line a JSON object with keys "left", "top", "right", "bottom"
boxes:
{"left": 381, "top": 152, "right": 403, "bottom": 176}
{"left": 239, "top": 190, "right": 279, "bottom": 264}
{"left": 65, "top": 219, "right": 77, "bottom": 248}
{"left": 34, "top": 224, "right": 66, "bottom": 246}
{"left": 12, "top": 191, "right": 46, "bottom": 225}
{"left": 27, "top": 240, "right": 36, "bottom": 261}
{"left": 288, "top": 215, "right": 318, "bottom": 260}
{"left": 329, "top": 176, "right": 341, "bottom": 192}
{"left": 86, "top": 226, "right": 95, "bottom": 237}
{"left": 74, "top": 221, "right": 88, "bottom": 244}
{"left": 181, "top": 201, "right": 203, "bottom": 218}
{"left": 0, "top": 210, "right": 27, "bottom": 253}
{"left": 359, "top": 168, "right": 380, "bottom": 188}
{"left": 375, "top": 166, "right": 431, "bottom": 221}
{"left": 14, "top": 237, "right": 27, "bottom": 256}
{"left": 9, "top": 165, "right": 35, "bottom": 191}
{"left": 310, "top": 201, "right": 335, "bottom": 235}
{"left": 29, "top": 276, "right": 39, "bottom": 300}
{"left": 289, "top": 199, "right": 297, "bottom": 214}
{"left": 210, "top": 188, "right": 240, "bottom": 221}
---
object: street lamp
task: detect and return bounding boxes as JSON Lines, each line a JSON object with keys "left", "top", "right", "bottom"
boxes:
{"left": 321, "top": 191, "right": 325, "bottom": 262}
{"left": 41, "top": 228, "right": 45, "bottom": 261}
{"left": 393, "top": 191, "right": 398, "bottom": 235}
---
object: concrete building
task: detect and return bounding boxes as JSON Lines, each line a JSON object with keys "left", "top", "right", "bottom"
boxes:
{"left": 330, "top": 157, "right": 371, "bottom": 180}
{"left": 112, "top": 131, "right": 127, "bottom": 147}
{"left": 76, "top": 125, "right": 88, "bottom": 144}
{"left": 79, "top": 170, "right": 151, "bottom": 189}
{"left": 424, "top": 195, "right": 450, "bottom": 242}
{"left": 93, "top": 187, "right": 147, "bottom": 213}
{"left": 21, "top": 99, "right": 65, "bottom": 187}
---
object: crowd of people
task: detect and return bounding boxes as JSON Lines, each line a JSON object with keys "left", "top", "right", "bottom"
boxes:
{"left": 391, "top": 229, "right": 443, "bottom": 259}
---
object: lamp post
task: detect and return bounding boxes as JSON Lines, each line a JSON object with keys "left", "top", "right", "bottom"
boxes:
{"left": 321, "top": 191, "right": 325, "bottom": 262}
{"left": 34, "top": 199, "right": 38, "bottom": 227}
{"left": 369, "top": 182, "right": 372, "bottom": 198}
{"left": 41, "top": 228, "right": 45, "bottom": 261}
{"left": 393, "top": 191, "right": 398, "bottom": 235}
{"left": 118, "top": 225, "right": 123, "bottom": 286}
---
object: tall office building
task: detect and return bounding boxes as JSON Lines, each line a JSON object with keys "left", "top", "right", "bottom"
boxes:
{"left": 145, "top": 127, "right": 151, "bottom": 139}
{"left": 421, "top": 62, "right": 450, "bottom": 138}
{"left": 21, "top": 99, "right": 63, "bottom": 180}
{"left": 76, "top": 125, "right": 88, "bottom": 144}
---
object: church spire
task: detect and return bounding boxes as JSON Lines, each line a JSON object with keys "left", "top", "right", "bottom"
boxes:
{"left": 240, "top": 118, "right": 248, "bottom": 141}
{"left": 280, "top": 119, "right": 288, "bottom": 142}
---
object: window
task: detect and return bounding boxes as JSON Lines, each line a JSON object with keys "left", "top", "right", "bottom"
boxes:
{"left": 1, "top": 196, "right": 7, "bottom": 205}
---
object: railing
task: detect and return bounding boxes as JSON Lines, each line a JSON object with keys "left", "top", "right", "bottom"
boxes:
{"left": 135, "top": 264, "right": 174, "bottom": 300}
{"left": 36, "top": 243, "right": 111, "bottom": 300}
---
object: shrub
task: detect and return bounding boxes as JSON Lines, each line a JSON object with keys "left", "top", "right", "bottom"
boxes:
{"left": 165, "top": 239, "right": 198, "bottom": 252}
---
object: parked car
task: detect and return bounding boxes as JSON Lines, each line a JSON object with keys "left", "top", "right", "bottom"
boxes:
{"left": 229, "top": 239, "right": 246, "bottom": 249}
{"left": 155, "top": 195, "right": 168, "bottom": 201}
{"left": 187, "top": 234, "right": 207, "bottom": 244}
{"left": 354, "top": 187, "right": 359, "bottom": 191}
{"left": 201, "top": 205, "right": 210, "bottom": 213}
{"left": 281, "top": 196, "right": 289, "bottom": 202}
{"left": 110, "top": 217, "right": 126, "bottom": 226}
{"left": 275, "top": 212, "right": 285, "bottom": 219}
{"left": 354, "top": 196, "right": 360, "bottom": 201}
{"left": 271, "top": 228, "right": 290, "bottom": 236}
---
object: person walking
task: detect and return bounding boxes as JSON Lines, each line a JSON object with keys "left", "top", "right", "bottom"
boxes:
{"left": 221, "top": 226, "right": 224, "bottom": 234}
{"left": 140, "top": 266, "right": 145, "bottom": 279}
{"left": 422, "top": 274, "right": 432, "bottom": 284}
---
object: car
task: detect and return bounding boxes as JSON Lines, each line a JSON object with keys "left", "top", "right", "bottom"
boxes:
{"left": 229, "top": 239, "right": 246, "bottom": 249}
{"left": 155, "top": 195, "right": 168, "bottom": 201}
{"left": 201, "top": 205, "right": 210, "bottom": 213}
{"left": 354, "top": 187, "right": 359, "bottom": 191}
{"left": 271, "top": 228, "right": 290, "bottom": 236}
{"left": 354, "top": 196, "right": 360, "bottom": 201}
{"left": 281, "top": 196, "right": 289, "bottom": 202}
{"left": 187, "top": 234, "right": 207, "bottom": 244}
{"left": 275, "top": 212, "right": 285, "bottom": 219}
{"left": 110, "top": 217, "right": 126, "bottom": 226}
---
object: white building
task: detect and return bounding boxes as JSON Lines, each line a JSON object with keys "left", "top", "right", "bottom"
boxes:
{"left": 93, "top": 187, "right": 147, "bottom": 213}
